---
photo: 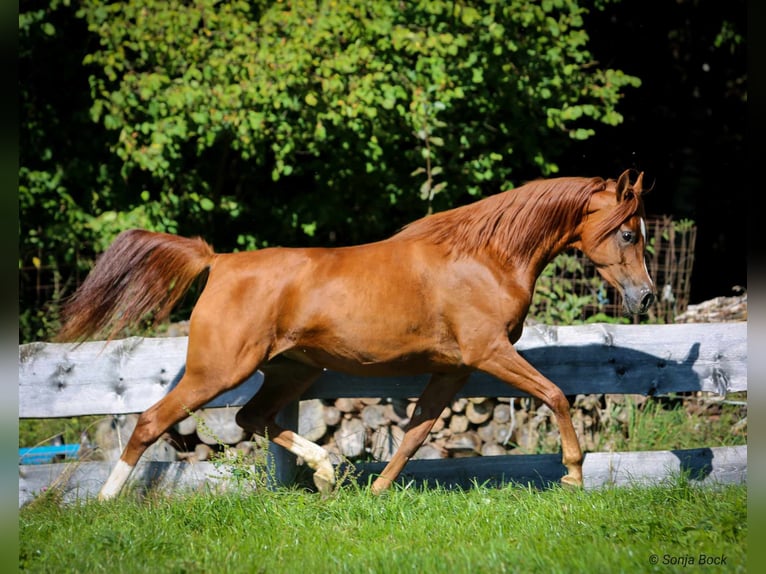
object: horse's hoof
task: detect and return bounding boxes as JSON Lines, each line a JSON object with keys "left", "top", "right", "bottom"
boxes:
{"left": 561, "top": 474, "right": 583, "bottom": 489}
{"left": 371, "top": 474, "right": 396, "bottom": 495}
{"left": 313, "top": 465, "right": 336, "bottom": 495}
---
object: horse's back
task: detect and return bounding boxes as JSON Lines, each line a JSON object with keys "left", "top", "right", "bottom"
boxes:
{"left": 190, "top": 240, "right": 467, "bottom": 367}
{"left": 209, "top": 238, "right": 432, "bottom": 286}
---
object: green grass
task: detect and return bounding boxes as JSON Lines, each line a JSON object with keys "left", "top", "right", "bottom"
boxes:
{"left": 19, "top": 478, "right": 746, "bottom": 573}
{"left": 19, "top": 396, "right": 747, "bottom": 572}
{"left": 578, "top": 394, "right": 747, "bottom": 454}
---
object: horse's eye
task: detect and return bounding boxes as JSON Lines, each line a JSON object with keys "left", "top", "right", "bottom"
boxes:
{"left": 621, "top": 230, "right": 634, "bottom": 243}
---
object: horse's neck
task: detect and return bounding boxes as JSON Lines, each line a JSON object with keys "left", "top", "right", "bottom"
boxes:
{"left": 506, "top": 212, "right": 581, "bottom": 284}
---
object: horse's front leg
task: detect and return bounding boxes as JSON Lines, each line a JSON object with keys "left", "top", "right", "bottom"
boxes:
{"left": 471, "top": 340, "right": 583, "bottom": 487}
{"left": 371, "top": 372, "right": 468, "bottom": 494}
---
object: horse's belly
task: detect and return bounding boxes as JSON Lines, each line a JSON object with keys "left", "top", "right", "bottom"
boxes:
{"left": 280, "top": 339, "right": 463, "bottom": 377}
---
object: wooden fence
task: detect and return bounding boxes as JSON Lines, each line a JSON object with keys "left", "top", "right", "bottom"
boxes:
{"left": 19, "top": 323, "right": 747, "bottom": 506}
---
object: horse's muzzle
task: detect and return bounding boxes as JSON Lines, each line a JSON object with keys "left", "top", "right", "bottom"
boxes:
{"left": 625, "top": 288, "right": 656, "bottom": 315}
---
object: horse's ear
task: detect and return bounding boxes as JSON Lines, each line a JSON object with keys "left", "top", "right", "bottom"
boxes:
{"left": 615, "top": 169, "right": 632, "bottom": 202}
{"left": 634, "top": 171, "right": 645, "bottom": 196}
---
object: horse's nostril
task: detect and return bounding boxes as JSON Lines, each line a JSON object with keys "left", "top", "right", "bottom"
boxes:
{"left": 641, "top": 291, "right": 656, "bottom": 310}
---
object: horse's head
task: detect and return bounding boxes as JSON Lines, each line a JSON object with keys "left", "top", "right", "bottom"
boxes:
{"left": 575, "top": 170, "right": 656, "bottom": 315}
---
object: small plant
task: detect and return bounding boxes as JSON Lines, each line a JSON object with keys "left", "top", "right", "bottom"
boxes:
{"left": 186, "top": 409, "right": 361, "bottom": 495}
{"left": 410, "top": 87, "right": 448, "bottom": 215}
{"left": 186, "top": 409, "right": 274, "bottom": 492}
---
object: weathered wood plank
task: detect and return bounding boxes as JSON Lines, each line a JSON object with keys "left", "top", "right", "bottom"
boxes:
{"left": 18, "top": 337, "right": 263, "bottom": 418}
{"left": 582, "top": 445, "right": 748, "bottom": 489}
{"left": 357, "top": 445, "right": 748, "bottom": 490}
{"left": 19, "top": 323, "right": 746, "bottom": 419}
{"left": 19, "top": 445, "right": 746, "bottom": 507}
{"left": 307, "top": 322, "right": 747, "bottom": 399}
{"left": 18, "top": 459, "right": 238, "bottom": 507}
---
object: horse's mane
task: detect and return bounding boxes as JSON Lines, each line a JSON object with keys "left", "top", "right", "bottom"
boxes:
{"left": 393, "top": 176, "right": 642, "bottom": 265}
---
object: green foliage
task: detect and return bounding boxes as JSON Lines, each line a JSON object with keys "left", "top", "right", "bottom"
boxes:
{"left": 528, "top": 251, "right": 630, "bottom": 325}
{"left": 19, "top": 0, "right": 641, "bottom": 342}
{"left": 18, "top": 416, "right": 103, "bottom": 449}
{"left": 78, "top": 0, "right": 639, "bottom": 215}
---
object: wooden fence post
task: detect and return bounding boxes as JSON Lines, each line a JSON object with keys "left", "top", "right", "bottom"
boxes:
{"left": 267, "top": 402, "right": 299, "bottom": 489}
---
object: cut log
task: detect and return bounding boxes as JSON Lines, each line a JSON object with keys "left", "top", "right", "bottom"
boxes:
{"left": 514, "top": 425, "right": 539, "bottom": 452}
{"left": 444, "top": 431, "right": 481, "bottom": 454}
{"left": 322, "top": 404, "right": 342, "bottom": 426}
{"left": 492, "top": 403, "right": 511, "bottom": 424}
{"left": 384, "top": 398, "right": 409, "bottom": 424}
{"left": 94, "top": 414, "right": 178, "bottom": 462}
{"left": 196, "top": 407, "right": 247, "bottom": 446}
{"left": 476, "top": 421, "right": 495, "bottom": 444}
{"left": 175, "top": 415, "right": 198, "bottom": 436}
{"left": 321, "top": 438, "right": 344, "bottom": 466}
{"left": 492, "top": 422, "right": 512, "bottom": 445}
{"left": 413, "top": 442, "right": 447, "bottom": 460}
{"left": 194, "top": 443, "right": 214, "bottom": 461}
{"left": 481, "top": 443, "right": 507, "bottom": 456}
{"left": 451, "top": 397, "right": 468, "bottom": 414}
{"left": 468, "top": 397, "right": 490, "bottom": 404}
{"left": 334, "top": 398, "right": 359, "bottom": 413}
{"left": 448, "top": 414, "right": 469, "bottom": 434}
{"left": 298, "top": 399, "right": 327, "bottom": 442}
{"left": 466, "top": 399, "right": 495, "bottom": 424}
{"left": 370, "top": 425, "right": 404, "bottom": 461}
{"left": 334, "top": 418, "right": 366, "bottom": 459}
{"left": 406, "top": 402, "right": 450, "bottom": 420}
{"left": 361, "top": 404, "right": 389, "bottom": 430}
{"left": 673, "top": 293, "right": 747, "bottom": 323}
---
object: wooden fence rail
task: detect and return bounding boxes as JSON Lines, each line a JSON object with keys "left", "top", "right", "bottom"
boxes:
{"left": 19, "top": 323, "right": 747, "bottom": 506}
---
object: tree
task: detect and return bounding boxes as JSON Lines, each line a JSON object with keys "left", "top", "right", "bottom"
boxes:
{"left": 19, "top": 0, "right": 640, "bottom": 341}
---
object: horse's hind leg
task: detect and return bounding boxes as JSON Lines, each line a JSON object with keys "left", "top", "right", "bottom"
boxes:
{"left": 98, "top": 342, "right": 270, "bottom": 500}
{"left": 371, "top": 372, "right": 468, "bottom": 494}
{"left": 234, "top": 359, "right": 333, "bottom": 493}
{"left": 99, "top": 371, "right": 238, "bottom": 500}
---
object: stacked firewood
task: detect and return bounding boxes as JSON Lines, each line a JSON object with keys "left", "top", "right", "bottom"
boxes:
{"left": 303, "top": 396, "right": 519, "bottom": 462}
{"left": 673, "top": 291, "right": 747, "bottom": 323}
{"left": 296, "top": 394, "right": 641, "bottom": 463}
{"left": 92, "top": 393, "right": 623, "bottom": 464}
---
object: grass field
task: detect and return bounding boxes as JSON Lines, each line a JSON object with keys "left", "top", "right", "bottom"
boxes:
{"left": 19, "top": 393, "right": 748, "bottom": 572}
{"left": 19, "top": 477, "right": 746, "bottom": 573}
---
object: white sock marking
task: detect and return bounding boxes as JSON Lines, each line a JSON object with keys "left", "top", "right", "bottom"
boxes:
{"left": 99, "top": 459, "right": 134, "bottom": 500}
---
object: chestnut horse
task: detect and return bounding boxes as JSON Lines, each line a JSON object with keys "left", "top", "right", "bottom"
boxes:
{"left": 57, "top": 170, "right": 655, "bottom": 500}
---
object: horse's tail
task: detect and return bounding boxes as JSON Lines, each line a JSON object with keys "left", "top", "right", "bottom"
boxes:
{"left": 56, "top": 229, "right": 216, "bottom": 342}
